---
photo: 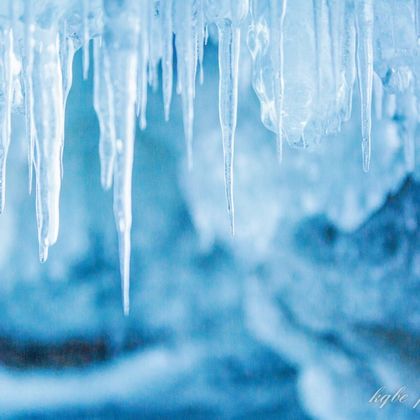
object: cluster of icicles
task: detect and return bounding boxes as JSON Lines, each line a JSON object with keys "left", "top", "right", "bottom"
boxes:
{"left": 0, "top": 0, "right": 418, "bottom": 314}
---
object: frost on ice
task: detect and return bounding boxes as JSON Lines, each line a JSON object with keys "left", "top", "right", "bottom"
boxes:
{"left": 0, "top": 0, "right": 418, "bottom": 312}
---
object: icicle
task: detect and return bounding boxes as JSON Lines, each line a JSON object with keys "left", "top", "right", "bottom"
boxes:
{"left": 93, "top": 37, "right": 116, "bottom": 190}
{"left": 0, "top": 9, "right": 13, "bottom": 214}
{"left": 58, "top": 21, "right": 75, "bottom": 182}
{"left": 340, "top": 0, "right": 356, "bottom": 122}
{"left": 103, "top": 0, "right": 140, "bottom": 315}
{"left": 175, "top": 0, "right": 198, "bottom": 170}
{"left": 32, "top": 30, "right": 64, "bottom": 262}
{"left": 269, "top": 0, "right": 287, "bottom": 163}
{"left": 148, "top": 1, "right": 163, "bottom": 92}
{"left": 137, "top": 0, "right": 149, "bottom": 130}
{"left": 355, "top": 0, "right": 374, "bottom": 172}
{"left": 326, "top": 0, "right": 339, "bottom": 102}
{"left": 161, "top": 0, "right": 173, "bottom": 121}
{"left": 216, "top": 19, "right": 240, "bottom": 235}
{"left": 22, "top": 1, "right": 36, "bottom": 194}
{"left": 197, "top": 0, "right": 206, "bottom": 85}
{"left": 311, "top": 0, "right": 336, "bottom": 134}
{"left": 60, "top": 22, "right": 75, "bottom": 109}
{"left": 82, "top": 0, "right": 90, "bottom": 80}
{"left": 327, "top": 0, "right": 345, "bottom": 113}
{"left": 205, "top": 0, "right": 248, "bottom": 234}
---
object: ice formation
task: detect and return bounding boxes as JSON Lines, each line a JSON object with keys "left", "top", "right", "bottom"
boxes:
{"left": 0, "top": 0, "right": 418, "bottom": 313}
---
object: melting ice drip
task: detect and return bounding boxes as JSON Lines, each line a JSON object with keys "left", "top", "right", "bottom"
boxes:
{"left": 0, "top": 0, "right": 418, "bottom": 313}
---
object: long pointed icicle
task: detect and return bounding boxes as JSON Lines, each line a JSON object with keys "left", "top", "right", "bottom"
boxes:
{"left": 197, "top": 1, "right": 206, "bottom": 85}
{"left": 217, "top": 19, "right": 241, "bottom": 235}
{"left": 23, "top": 1, "right": 36, "bottom": 194}
{"left": 32, "top": 30, "right": 64, "bottom": 262}
{"left": 161, "top": 0, "right": 173, "bottom": 121}
{"left": 341, "top": 0, "right": 356, "bottom": 122}
{"left": 175, "top": 0, "right": 197, "bottom": 170}
{"left": 137, "top": 0, "right": 149, "bottom": 130}
{"left": 103, "top": 1, "right": 140, "bottom": 315}
{"left": 355, "top": 0, "right": 374, "bottom": 172}
{"left": 93, "top": 37, "right": 116, "bottom": 190}
{"left": 205, "top": 0, "right": 248, "bottom": 234}
{"left": 0, "top": 12, "right": 13, "bottom": 214}
{"left": 58, "top": 22, "right": 75, "bottom": 181}
{"left": 148, "top": 1, "right": 163, "bottom": 92}
{"left": 60, "top": 22, "right": 75, "bottom": 109}
{"left": 269, "top": 0, "right": 287, "bottom": 163}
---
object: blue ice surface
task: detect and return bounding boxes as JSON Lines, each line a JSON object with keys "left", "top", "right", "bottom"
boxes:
{"left": 0, "top": 43, "right": 418, "bottom": 419}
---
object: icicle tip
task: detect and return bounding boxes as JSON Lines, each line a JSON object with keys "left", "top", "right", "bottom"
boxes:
{"left": 39, "top": 243, "right": 49, "bottom": 263}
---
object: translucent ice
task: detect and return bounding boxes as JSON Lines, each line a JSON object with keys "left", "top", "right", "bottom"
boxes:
{"left": 0, "top": 0, "right": 419, "bottom": 312}
{"left": 206, "top": 0, "right": 249, "bottom": 234}
{"left": 0, "top": 3, "right": 14, "bottom": 214}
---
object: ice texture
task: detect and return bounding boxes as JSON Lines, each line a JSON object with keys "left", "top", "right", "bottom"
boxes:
{"left": 0, "top": 34, "right": 418, "bottom": 418}
{"left": 0, "top": 0, "right": 419, "bottom": 312}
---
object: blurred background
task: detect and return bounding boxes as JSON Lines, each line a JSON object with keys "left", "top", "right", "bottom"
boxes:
{"left": 0, "top": 39, "right": 418, "bottom": 419}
